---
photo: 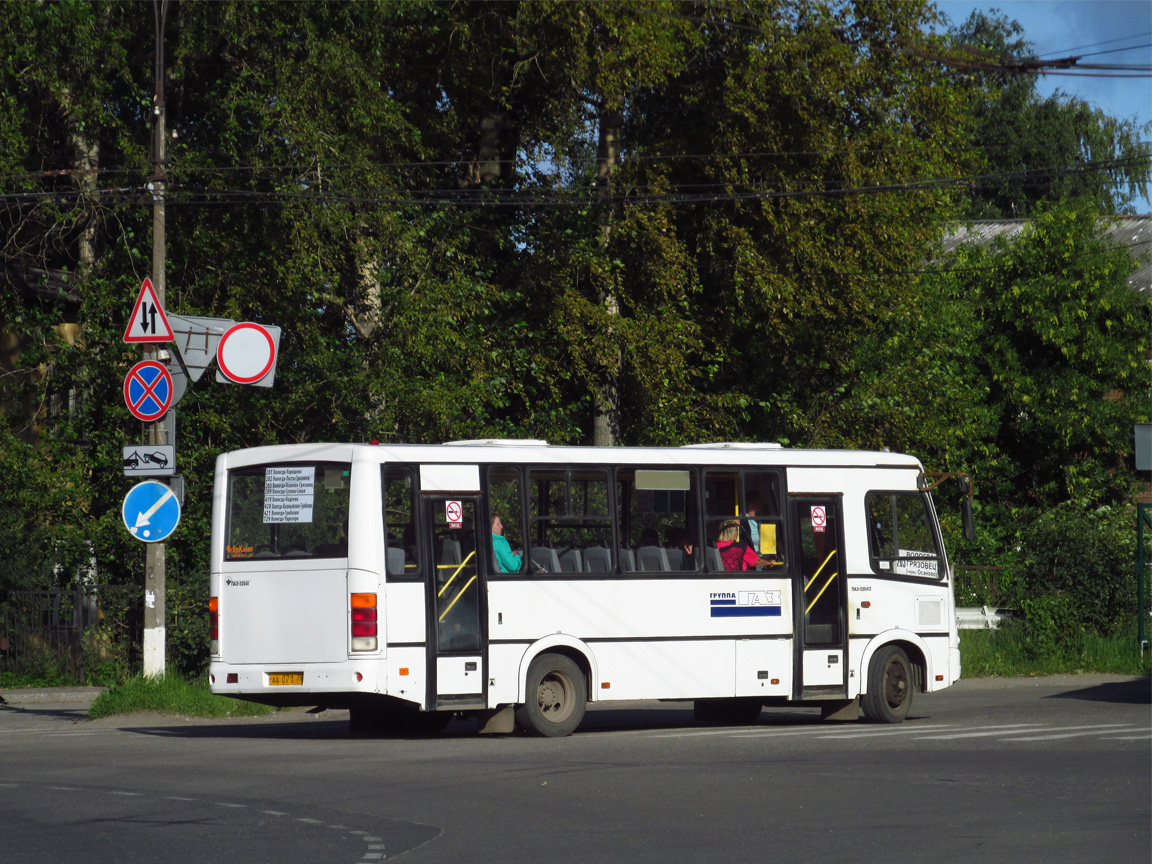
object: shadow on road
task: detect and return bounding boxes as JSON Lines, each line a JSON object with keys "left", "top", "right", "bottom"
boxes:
{"left": 108, "top": 703, "right": 946, "bottom": 741}
{"left": 0, "top": 704, "right": 90, "bottom": 724}
{"left": 1045, "top": 677, "right": 1151, "bottom": 705}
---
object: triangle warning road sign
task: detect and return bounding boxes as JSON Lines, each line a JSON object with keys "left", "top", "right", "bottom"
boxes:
{"left": 124, "top": 278, "right": 174, "bottom": 343}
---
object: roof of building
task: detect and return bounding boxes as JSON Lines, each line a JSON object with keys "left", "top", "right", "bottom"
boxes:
{"left": 942, "top": 215, "right": 1151, "bottom": 297}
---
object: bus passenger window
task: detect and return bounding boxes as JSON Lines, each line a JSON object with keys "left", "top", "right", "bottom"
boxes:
{"left": 528, "top": 468, "right": 612, "bottom": 575}
{"left": 382, "top": 466, "right": 420, "bottom": 579}
{"left": 743, "top": 471, "right": 785, "bottom": 568}
{"left": 703, "top": 470, "right": 785, "bottom": 571}
{"left": 618, "top": 469, "right": 698, "bottom": 573}
{"left": 488, "top": 467, "right": 525, "bottom": 575}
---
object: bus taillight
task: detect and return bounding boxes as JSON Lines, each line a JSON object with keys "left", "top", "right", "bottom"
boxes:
{"left": 351, "top": 593, "right": 378, "bottom": 651}
{"left": 209, "top": 596, "right": 219, "bottom": 654}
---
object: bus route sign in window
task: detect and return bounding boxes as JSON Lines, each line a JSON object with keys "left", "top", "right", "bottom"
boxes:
{"left": 225, "top": 463, "right": 351, "bottom": 561}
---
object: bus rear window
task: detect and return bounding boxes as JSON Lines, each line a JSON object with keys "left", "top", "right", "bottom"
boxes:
{"left": 225, "top": 463, "right": 351, "bottom": 560}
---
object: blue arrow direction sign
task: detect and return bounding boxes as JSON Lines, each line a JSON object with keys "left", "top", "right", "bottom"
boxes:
{"left": 122, "top": 480, "right": 181, "bottom": 543}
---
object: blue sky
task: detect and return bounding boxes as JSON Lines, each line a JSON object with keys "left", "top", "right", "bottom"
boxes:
{"left": 935, "top": 0, "right": 1152, "bottom": 213}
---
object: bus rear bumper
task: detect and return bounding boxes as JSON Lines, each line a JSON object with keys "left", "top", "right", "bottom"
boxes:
{"left": 208, "top": 659, "right": 398, "bottom": 709}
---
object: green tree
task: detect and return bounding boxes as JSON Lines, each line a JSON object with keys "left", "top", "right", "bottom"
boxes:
{"left": 947, "top": 10, "right": 1152, "bottom": 218}
{"left": 619, "top": 0, "right": 977, "bottom": 446}
{"left": 821, "top": 202, "right": 1149, "bottom": 559}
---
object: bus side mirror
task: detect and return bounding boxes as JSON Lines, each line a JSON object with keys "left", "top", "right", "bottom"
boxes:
{"left": 957, "top": 476, "right": 975, "bottom": 541}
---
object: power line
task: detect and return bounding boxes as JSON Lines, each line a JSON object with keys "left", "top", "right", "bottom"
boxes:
{"left": 3, "top": 156, "right": 1141, "bottom": 210}
{"left": 1038, "top": 31, "right": 1152, "bottom": 58}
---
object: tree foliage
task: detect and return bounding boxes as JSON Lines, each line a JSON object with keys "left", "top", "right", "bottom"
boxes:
{"left": 0, "top": 2, "right": 1147, "bottom": 644}
{"left": 948, "top": 10, "right": 1152, "bottom": 218}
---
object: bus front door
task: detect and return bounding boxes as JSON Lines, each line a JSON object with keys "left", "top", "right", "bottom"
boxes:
{"left": 424, "top": 495, "right": 487, "bottom": 710}
{"left": 791, "top": 497, "right": 848, "bottom": 699}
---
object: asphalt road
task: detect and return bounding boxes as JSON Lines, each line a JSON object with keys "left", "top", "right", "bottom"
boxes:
{"left": 1, "top": 675, "right": 1148, "bottom": 864}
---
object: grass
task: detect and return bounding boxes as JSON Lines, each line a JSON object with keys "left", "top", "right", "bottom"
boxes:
{"left": 87, "top": 674, "right": 275, "bottom": 720}
{"left": 960, "top": 624, "right": 1152, "bottom": 678}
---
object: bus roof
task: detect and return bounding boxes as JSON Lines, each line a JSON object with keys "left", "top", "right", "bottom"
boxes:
{"left": 217, "top": 441, "right": 924, "bottom": 471}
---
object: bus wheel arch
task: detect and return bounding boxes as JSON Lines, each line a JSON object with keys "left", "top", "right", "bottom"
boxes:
{"left": 515, "top": 650, "right": 588, "bottom": 737}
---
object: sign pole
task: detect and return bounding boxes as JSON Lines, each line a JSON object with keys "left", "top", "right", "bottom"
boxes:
{"left": 143, "top": 0, "right": 169, "bottom": 679}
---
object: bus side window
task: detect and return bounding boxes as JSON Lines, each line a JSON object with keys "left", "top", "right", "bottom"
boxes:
{"left": 382, "top": 466, "right": 420, "bottom": 579}
{"left": 528, "top": 468, "right": 612, "bottom": 575}
{"left": 743, "top": 470, "right": 785, "bottom": 567}
{"left": 619, "top": 468, "right": 698, "bottom": 573}
{"left": 488, "top": 467, "right": 525, "bottom": 575}
{"left": 704, "top": 471, "right": 739, "bottom": 571}
{"left": 866, "top": 492, "right": 941, "bottom": 579}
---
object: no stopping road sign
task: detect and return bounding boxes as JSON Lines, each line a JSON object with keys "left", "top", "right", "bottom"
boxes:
{"left": 123, "top": 360, "right": 173, "bottom": 422}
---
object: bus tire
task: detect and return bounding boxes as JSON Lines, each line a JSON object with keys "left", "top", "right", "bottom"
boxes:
{"left": 515, "top": 653, "right": 587, "bottom": 737}
{"left": 861, "top": 645, "right": 913, "bottom": 724}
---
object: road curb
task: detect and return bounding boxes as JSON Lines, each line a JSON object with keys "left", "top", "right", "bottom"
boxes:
{"left": 0, "top": 687, "right": 106, "bottom": 706}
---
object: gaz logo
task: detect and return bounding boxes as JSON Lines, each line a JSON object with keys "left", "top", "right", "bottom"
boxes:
{"left": 710, "top": 589, "right": 783, "bottom": 618}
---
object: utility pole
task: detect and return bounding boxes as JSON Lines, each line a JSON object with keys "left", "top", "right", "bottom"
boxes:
{"left": 143, "top": 0, "right": 170, "bottom": 678}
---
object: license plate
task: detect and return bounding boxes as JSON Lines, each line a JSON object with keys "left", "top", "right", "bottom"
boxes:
{"left": 268, "top": 672, "right": 303, "bottom": 686}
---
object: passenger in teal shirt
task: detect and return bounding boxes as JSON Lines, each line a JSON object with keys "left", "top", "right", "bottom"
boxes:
{"left": 491, "top": 515, "right": 523, "bottom": 573}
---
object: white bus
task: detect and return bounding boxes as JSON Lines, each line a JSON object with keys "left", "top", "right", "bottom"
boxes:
{"left": 208, "top": 440, "right": 964, "bottom": 736}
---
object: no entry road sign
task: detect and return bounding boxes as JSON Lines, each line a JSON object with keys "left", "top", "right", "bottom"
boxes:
{"left": 122, "top": 480, "right": 181, "bottom": 543}
{"left": 124, "top": 360, "right": 173, "bottom": 422}
{"left": 217, "top": 322, "right": 277, "bottom": 384}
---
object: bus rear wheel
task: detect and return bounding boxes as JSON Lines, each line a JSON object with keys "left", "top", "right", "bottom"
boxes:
{"left": 515, "top": 653, "right": 587, "bottom": 737}
{"left": 861, "top": 645, "right": 913, "bottom": 724}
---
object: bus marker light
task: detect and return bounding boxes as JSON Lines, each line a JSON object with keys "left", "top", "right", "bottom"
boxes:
{"left": 227, "top": 673, "right": 238, "bottom": 683}
{"left": 355, "top": 672, "right": 363, "bottom": 682}
{"left": 936, "top": 674, "right": 944, "bottom": 681}
{"left": 771, "top": 679, "right": 780, "bottom": 685}
{"left": 861, "top": 601, "right": 871, "bottom": 608}
{"left": 399, "top": 668, "right": 409, "bottom": 676}
{"left": 601, "top": 682, "right": 610, "bottom": 689}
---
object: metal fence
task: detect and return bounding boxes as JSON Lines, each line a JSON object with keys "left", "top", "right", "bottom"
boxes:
{"left": 0, "top": 585, "right": 140, "bottom": 683}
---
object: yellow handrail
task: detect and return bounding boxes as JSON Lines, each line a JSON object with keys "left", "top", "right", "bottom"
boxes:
{"left": 803, "top": 548, "right": 837, "bottom": 592}
{"left": 805, "top": 572, "right": 839, "bottom": 615}
{"left": 436, "top": 549, "right": 476, "bottom": 598}
{"left": 439, "top": 575, "right": 478, "bottom": 622}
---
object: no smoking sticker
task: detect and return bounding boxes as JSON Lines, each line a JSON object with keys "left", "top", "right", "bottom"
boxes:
{"left": 446, "top": 500, "right": 462, "bottom": 528}
{"left": 811, "top": 505, "right": 827, "bottom": 533}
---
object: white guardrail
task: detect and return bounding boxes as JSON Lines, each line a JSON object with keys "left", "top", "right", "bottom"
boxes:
{"left": 956, "top": 606, "right": 1014, "bottom": 629}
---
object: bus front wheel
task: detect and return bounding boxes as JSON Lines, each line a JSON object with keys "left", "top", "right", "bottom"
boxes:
{"left": 515, "top": 653, "right": 587, "bottom": 737}
{"left": 861, "top": 645, "right": 913, "bottom": 724}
